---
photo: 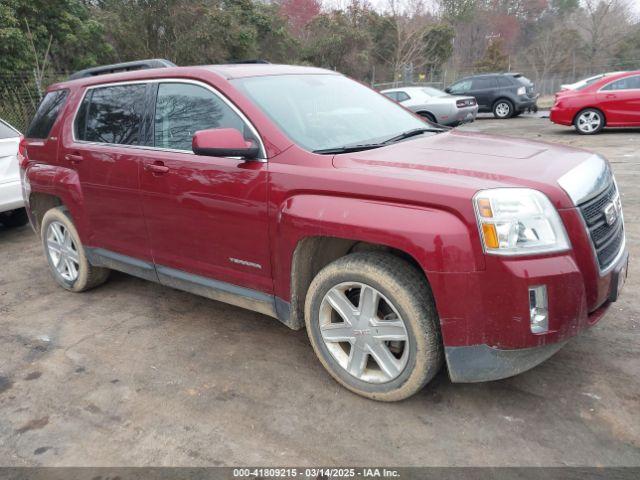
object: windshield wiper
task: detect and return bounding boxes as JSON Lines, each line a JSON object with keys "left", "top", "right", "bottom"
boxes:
{"left": 313, "top": 127, "right": 444, "bottom": 155}
{"left": 313, "top": 143, "right": 385, "bottom": 154}
{"left": 381, "top": 127, "right": 442, "bottom": 145}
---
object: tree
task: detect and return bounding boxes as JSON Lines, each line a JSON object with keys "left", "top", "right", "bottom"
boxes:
{"left": 474, "top": 38, "right": 509, "bottom": 72}
{"left": 278, "top": 0, "right": 321, "bottom": 38}
{"left": 573, "top": 0, "right": 632, "bottom": 72}
{"left": 0, "top": 0, "right": 113, "bottom": 75}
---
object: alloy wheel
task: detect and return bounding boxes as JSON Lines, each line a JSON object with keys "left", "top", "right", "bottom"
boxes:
{"left": 495, "top": 102, "right": 511, "bottom": 118}
{"left": 577, "top": 111, "right": 601, "bottom": 133}
{"left": 318, "top": 282, "right": 410, "bottom": 383}
{"left": 46, "top": 221, "right": 80, "bottom": 282}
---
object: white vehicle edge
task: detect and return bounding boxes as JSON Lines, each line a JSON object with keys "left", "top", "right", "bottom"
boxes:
{"left": 0, "top": 119, "right": 27, "bottom": 227}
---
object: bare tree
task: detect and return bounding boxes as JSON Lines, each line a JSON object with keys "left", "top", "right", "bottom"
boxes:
{"left": 574, "top": 0, "right": 632, "bottom": 72}
{"left": 24, "top": 20, "right": 53, "bottom": 99}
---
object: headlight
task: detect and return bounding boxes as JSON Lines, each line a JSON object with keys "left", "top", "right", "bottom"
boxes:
{"left": 473, "top": 188, "right": 570, "bottom": 255}
{"left": 517, "top": 86, "right": 526, "bottom": 95}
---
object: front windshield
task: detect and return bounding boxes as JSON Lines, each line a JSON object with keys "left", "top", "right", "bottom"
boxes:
{"left": 234, "top": 74, "right": 429, "bottom": 152}
{"left": 422, "top": 87, "right": 447, "bottom": 97}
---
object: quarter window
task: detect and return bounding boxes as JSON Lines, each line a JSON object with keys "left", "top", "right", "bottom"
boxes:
{"left": 76, "top": 84, "right": 147, "bottom": 145}
{"left": 472, "top": 77, "right": 497, "bottom": 89}
{"left": 26, "top": 89, "right": 69, "bottom": 139}
{"left": 497, "top": 76, "right": 512, "bottom": 87}
{"left": 153, "top": 82, "right": 252, "bottom": 152}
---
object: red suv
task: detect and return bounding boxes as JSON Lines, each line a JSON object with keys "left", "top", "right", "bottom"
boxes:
{"left": 20, "top": 61, "right": 628, "bottom": 401}
{"left": 550, "top": 70, "right": 640, "bottom": 134}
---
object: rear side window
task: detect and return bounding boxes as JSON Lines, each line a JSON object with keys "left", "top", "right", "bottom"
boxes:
{"left": 471, "top": 77, "right": 497, "bottom": 89}
{"left": 602, "top": 75, "right": 640, "bottom": 91}
{"left": 26, "top": 90, "right": 69, "bottom": 139}
{"left": 153, "top": 82, "right": 252, "bottom": 151}
{"left": 76, "top": 84, "right": 147, "bottom": 145}
{"left": 0, "top": 120, "right": 20, "bottom": 139}
{"left": 383, "top": 92, "right": 398, "bottom": 101}
{"left": 396, "top": 91, "right": 410, "bottom": 102}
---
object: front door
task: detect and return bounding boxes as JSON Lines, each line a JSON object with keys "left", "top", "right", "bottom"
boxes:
{"left": 138, "top": 81, "right": 272, "bottom": 294}
{"left": 597, "top": 75, "right": 640, "bottom": 125}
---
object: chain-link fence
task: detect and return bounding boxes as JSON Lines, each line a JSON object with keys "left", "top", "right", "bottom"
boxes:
{"left": 0, "top": 72, "right": 64, "bottom": 133}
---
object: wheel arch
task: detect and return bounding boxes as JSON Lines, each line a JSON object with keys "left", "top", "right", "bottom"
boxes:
{"left": 274, "top": 194, "right": 482, "bottom": 329}
{"left": 492, "top": 97, "right": 514, "bottom": 109}
{"left": 573, "top": 107, "right": 607, "bottom": 127}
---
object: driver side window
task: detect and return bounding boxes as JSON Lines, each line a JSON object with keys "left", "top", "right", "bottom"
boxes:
{"left": 154, "top": 82, "right": 254, "bottom": 151}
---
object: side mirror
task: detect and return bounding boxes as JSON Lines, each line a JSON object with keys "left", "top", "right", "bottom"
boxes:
{"left": 444, "top": 87, "right": 452, "bottom": 94}
{"left": 192, "top": 128, "right": 259, "bottom": 159}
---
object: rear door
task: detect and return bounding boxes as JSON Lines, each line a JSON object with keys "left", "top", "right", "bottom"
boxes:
{"left": 597, "top": 75, "right": 640, "bottom": 125}
{"left": 63, "top": 82, "right": 152, "bottom": 263}
{"left": 470, "top": 76, "right": 497, "bottom": 110}
{"left": 138, "top": 80, "right": 272, "bottom": 293}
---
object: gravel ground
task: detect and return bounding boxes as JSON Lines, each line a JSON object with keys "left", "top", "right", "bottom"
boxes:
{"left": 0, "top": 115, "right": 638, "bottom": 467}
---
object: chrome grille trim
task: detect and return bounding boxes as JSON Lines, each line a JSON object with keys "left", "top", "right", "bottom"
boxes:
{"left": 577, "top": 179, "right": 625, "bottom": 274}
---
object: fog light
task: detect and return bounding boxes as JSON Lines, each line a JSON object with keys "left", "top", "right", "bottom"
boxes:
{"left": 529, "top": 285, "right": 548, "bottom": 334}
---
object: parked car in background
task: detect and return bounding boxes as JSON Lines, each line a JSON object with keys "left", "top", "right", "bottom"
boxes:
{"left": 21, "top": 60, "right": 627, "bottom": 401}
{"left": 0, "top": 119, "right": 27, "bottom": 227}
{"left": 381, "top": 86, "right": 478, "bottom": 126}
{"left": 550, "top": 70, "right": 640, "bottom": 134}
{"left": 559, "top": 72, "right": 626, "bottom": 92}
{"left": 446, "top": 73, "right": 538, "bottom": 119}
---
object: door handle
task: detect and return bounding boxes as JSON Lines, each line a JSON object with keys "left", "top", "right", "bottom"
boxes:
{"left": 144, "top": 162, "right": 169, "bottom": 175}
{"left": 65, "top": 153, "right": 83, "bottom": 165}
{"left": 605, "top": 94, "right": 617, "bottom": 99}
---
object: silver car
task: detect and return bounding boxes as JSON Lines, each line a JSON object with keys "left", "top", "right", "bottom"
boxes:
{"left": 381, "top": 86, "right": 478, "bottom": 126}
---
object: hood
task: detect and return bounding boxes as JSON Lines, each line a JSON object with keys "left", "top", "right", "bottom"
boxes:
{"left": 332, "top": 130, "right": 602, "bottom": 209}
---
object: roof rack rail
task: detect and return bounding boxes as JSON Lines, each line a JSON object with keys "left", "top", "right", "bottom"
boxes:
{"left": 68, "top": 59, "right": 177, "bottom": 80}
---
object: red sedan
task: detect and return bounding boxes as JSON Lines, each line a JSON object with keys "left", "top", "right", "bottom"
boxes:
{"left": 550, "top": 70, "right": 640, "bottom": 134}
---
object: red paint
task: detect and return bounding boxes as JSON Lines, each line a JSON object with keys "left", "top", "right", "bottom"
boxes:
{"left": 550, "top": 70, "right": 640, "bottom": 129}
{"left": 22, "top": 65, "right": 626, "bottom": 352}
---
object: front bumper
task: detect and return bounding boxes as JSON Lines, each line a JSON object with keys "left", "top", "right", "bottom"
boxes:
{"left": 429, "top": 240, "right": 628, "bottom": 382}
{"left": 446, "top": 341, "right": 567, "bottom": 383}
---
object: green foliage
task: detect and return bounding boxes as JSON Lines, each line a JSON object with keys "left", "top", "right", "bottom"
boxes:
{"left": 0, "top": 0, "right": 114, "bottom": 75}
{"left": 423, "top": 23, "right": 455, "bottom": 71}
{"left": 475, "top": 39, "right": 509, "bottom": 72}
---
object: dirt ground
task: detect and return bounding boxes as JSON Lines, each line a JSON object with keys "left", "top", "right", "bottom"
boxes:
{"left": 0, "top": 115, "right": 638, "bottom": 467}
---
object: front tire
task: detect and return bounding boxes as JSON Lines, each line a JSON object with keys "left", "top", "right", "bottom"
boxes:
{"left": 304, "top": 252, "right": 443, "bottom": 401}
{"left": 41, "top": 207, "right": 110, "bottom": 292}
{"left": 574, "top": 108, "right": 604, "bottom": 135}
{"left": 493, "top": 99, "right": 514, "bottom": 119}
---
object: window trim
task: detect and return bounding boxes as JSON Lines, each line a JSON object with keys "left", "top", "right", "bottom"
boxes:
{"left": 598, "top": 75, "right": 640, "bottom": 92}
{"left": 71, "top": 78, "right": 266, "bottom": 161}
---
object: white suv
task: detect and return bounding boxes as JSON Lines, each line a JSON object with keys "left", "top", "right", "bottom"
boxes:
{"left": 0, "top": 119, "right": 27, "bottom": 227}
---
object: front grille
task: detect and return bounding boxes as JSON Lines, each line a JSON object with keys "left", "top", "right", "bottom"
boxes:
{"left": 578, "top": 181, "right": 624, "bottom": 270}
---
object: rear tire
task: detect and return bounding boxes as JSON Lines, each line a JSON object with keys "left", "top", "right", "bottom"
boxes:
{"left": 419, "top": 112, "right": 437, "bottom": 124}
{"left": 1, "top": 208, "right": 28, "bottom": 227}
{"left": 493, "top": 99, "right": 514, "bottom": 119}
{"left": 41, "top": 207, "right": 110, "bottom": 292}
{"left": 304, "top": 252, "right": 443, "bottom": 401}
{"left": 574, "top": 108, "right": 604, "bottom": 135}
